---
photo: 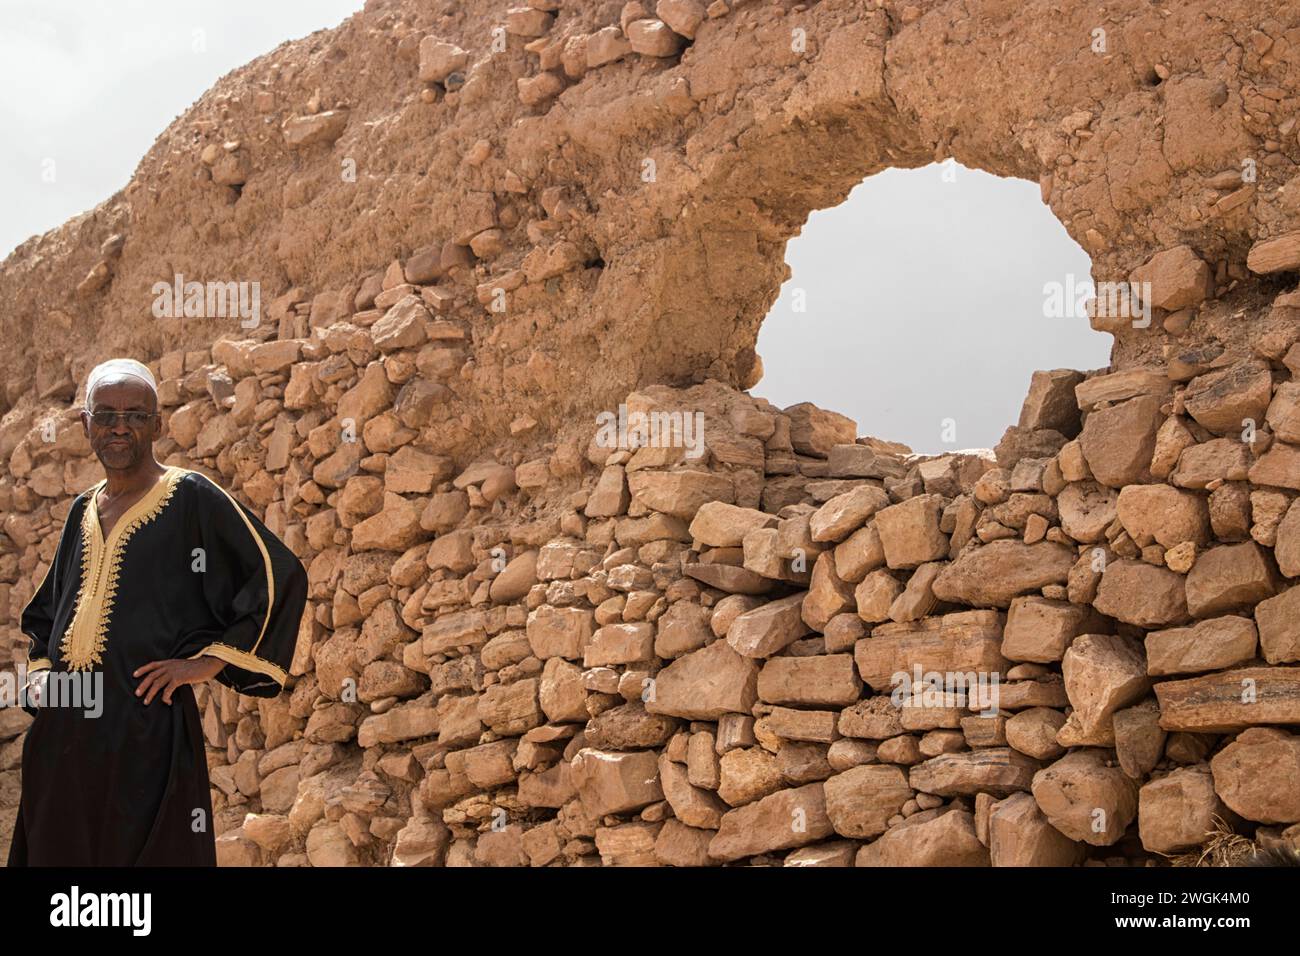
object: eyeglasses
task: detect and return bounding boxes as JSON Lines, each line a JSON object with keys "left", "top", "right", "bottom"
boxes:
{"left": 86, "top": 409, "right": 157, "bottom": 428}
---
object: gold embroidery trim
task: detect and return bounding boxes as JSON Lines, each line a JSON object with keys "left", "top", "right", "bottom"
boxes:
{"left": 58, "top": 467, "right": 184, "bottom": 671}
{"left": 26, "top": 657, "right": 52, "bottom": 673}
{"left": 187, "top": 643, "right": 287, "bottom": 686}
{"left": 60, "top": 504, "right": 101, "bottom": 670}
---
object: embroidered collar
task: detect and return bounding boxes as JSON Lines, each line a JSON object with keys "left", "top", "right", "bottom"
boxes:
{"left": 59, "top": 466, "right": 186, "bottom": 671}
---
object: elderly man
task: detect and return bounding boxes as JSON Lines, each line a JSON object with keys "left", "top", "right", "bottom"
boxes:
{"left": 8, "top": 358, "right": 308, "bottom": 866}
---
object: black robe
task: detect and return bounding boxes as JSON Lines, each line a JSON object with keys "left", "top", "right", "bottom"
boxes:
{"left": 8, "top": 465, "right": 308, "bottom": 866}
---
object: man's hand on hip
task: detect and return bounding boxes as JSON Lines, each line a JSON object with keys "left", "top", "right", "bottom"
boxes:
{"left": 24, "top": 670, "right": 50, "bottom": 709}
{"left": 133, "top": 657, "right": 227, "bottom": 705}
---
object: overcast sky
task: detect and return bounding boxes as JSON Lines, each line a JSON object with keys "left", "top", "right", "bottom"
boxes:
{"left": 0, "top": 0, "right": 361, "bottom": 258}
{"left": 1, "top": 2, "right": 1110, "bottom": 453}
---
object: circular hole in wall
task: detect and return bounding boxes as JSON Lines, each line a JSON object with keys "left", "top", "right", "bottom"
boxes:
{"left": 752, "top": 163, "right": 1112, "bottom": 455}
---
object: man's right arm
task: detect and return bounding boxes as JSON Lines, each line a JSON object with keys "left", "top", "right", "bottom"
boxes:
{"left": 18, "top": 497, "right": 85, "bottom": 696}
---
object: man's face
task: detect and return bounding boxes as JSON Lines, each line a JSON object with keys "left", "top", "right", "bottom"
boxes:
{"left": 80, "top": 378, "right": 161, "bottom": 471}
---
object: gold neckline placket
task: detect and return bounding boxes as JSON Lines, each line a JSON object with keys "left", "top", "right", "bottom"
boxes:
{"left": 59, "top": 467, "right": 184, "bottom": 671}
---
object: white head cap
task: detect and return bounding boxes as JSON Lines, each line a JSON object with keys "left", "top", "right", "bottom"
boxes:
{"left": 85, "top": 358, "right": 158, "bottom": 407}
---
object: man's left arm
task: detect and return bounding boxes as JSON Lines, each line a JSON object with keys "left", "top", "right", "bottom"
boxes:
{"left": 171, "top": 474, "right": 309, "bottom": 698}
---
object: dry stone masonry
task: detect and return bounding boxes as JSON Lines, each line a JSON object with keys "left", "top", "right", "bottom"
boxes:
{"left": 4, "top": 0, "right": 1300, "bottom": 866}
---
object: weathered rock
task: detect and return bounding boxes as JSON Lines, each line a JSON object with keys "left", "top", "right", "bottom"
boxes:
{"left": 1113, "top": 700, "right": 1166, "bottom": 779}
{"left": 626, "top": 18, "right": 685, "bottom": 57}
{"left": 1265, "top": 382, "right": 1300, "bottom": 445}
{"left": 809, "top": 484, "right": 890, "bottom": 543}
{"left": 585, "top": 622, "right": 655, "bottom": 666}
{"left": 1002, "top": 596, "right": 1098, "bottom": 663}
{"left": 1145, "top": 616, "right": 1258, "bottom": 675}
{"left": 658, "top": 754, "right": 728, "bottom": 829}
{"left": 873, "top": 495, "right": 948, "bottom": 569}
{"left": 1182, "top": 360, "right": 1273, "bottom": 436}
{"left": 1019, "top": 369, "right": 1085, "bottom": 435}
{"left": 419, "top": 38, "right": 469, "bottom": 82}
{"left": 854, "top": 569, "right": 903, "bottom": 624}
{"left": 1057, "top": 481, "right": 1118, "bottom": 543}
{"left": 585, "top": 25, "right": 631, "bottom": 67}
{"left": 1138, "top": 765, "right": 1226, "bottom": 853}
{"left": 931, "top": 541, "right": 1075, "bottom": 608}
{"left": 689, "top": 501, "right": 776, "bottom": 547}
{"left": 1031, "top": 750, "right": 1138, "bottom": 846}
{"left": 657, "top": 0, "right": 706, "bottom": 39}
{"left": 1172, "top": 439, "right": 1251, "bottom": 490}
{"left": 1077, "top": 395, "right": 1163, "bottom": 488}
{"left": 1115, "top": 484, "right": 1209, "bottom": 548}
{"left": 1154, "top": 667, "right": 1300, "bottom": 732}
{"left": 594, "top": 822, "right": 662, "bottom": 866}
{"left": 1092, "top": 559, "right": 1188, "bottom": 627}
{"left": 1210, "top": 728, "right": 1300, "bottom": 823}
{"left": 888, "top": 560, "right": 943, "bottom": 623}
{"left": 1128, "top": 245, "right": 1211, "bottom": 311}
{"left": 1274, "top": 499, "right": 1300, "bottom": 577}
{"left": 855, "top": 809, "right": 989, "bottom": 866}
{"left": 627, "top": 470, "right": 733, "bottom": 520}
{"left": 1005, "top": 708, "right": 1068, "bottom": 761}
{"left": 833, "top": 523, "right": 886, "bottom": 582}
{"left": 708, "top": 783, "right": 833, "bottom": 862}
{"left": 988, "top": 791, "right": 1085, "bottom": 866}
{"left": 1184, "top": 541, "right": 1279, "bottom": 617}
{"left": 1248, "top": 441, "right": 1300, "bottom": 491}
{"left": 908, "top": 748, "right": 1041, "bottom": 798}
{"left": 823, "top": 765, "right": 912, "bottom": 839}
{"left": 1247, "top": 231, "right": 1300, "bottom": 274}
{"left": 784, "top": 404, "right": 856, "bottom": 458}
{"left": 527, "top": 605, "right": 594, "bottom": 660}
{"left": 727, "top": 593, "right": 810, "bottom": 658}
{"left": 801, "top": 551, "right": 856, "bottom": 631}
{"left": 283, "top": 110, "right": 348, "bottom": 148}
{"left": 585, "top": 702, "right": 679, "bottom": 750}
{"left": 372, "top": 295, "right": 430, "bottom": 351}
{"left": 645, "top": 639, "right": 759, "bottom": 720}
{"left": 1058, "top": 634, "right": 1150, "bottom": 746}
{"left": 757, "top": 654, "right": 862, "bottom": 707}
{"left": 684, "top": 561, "right": 774, "bottom": 595}
{"left": 783, "top": 841, "right": 858, "bottom": 867}
{"left": 570, "top": 748, "right": 664, "bottom": 817}
{"left": 718, "top": 747, "right": 784, "bottom": 807}
{"left": 1254, "top": 585, "right": 1300, "bottom": 664}
{"left": 654, "top": 599, "right": 713, "bottom": 658}
{"left": 653, "top": 819, "right": 715, "bottom": 867}
{"left": 854, "top": 611, "right": 1007, "bottom": 691}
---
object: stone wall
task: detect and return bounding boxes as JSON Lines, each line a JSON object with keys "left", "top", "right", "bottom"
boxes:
{"left": 3, "top": 0, "right": 1300, "bottom": 865}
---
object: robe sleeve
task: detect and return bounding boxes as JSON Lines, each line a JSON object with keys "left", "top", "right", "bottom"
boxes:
{"left": 174, "top": 473, "right": 308, "bottom": 698}
{"left": 18, "top": 496, "right": 85, "bottom": 717}
{"left": 19, "top": 496, "right": 85, "bottom": 674}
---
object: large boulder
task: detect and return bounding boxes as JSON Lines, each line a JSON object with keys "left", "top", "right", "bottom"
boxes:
{"left": 931, "top": 541, "right": 1075, "bottom": 608}
{"left": 1209, "top": 728, "right": 1300, "bottom": 824}
{"left": 1138, "top": 765, "right": 1227, "bottom": 853}
{"left": 1031, "top": 750, "right": 1138, "bottom": 845}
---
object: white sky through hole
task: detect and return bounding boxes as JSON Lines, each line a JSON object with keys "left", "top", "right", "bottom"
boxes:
{"left": 753, "top": 164, "right": 1111, "bottom": 455}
